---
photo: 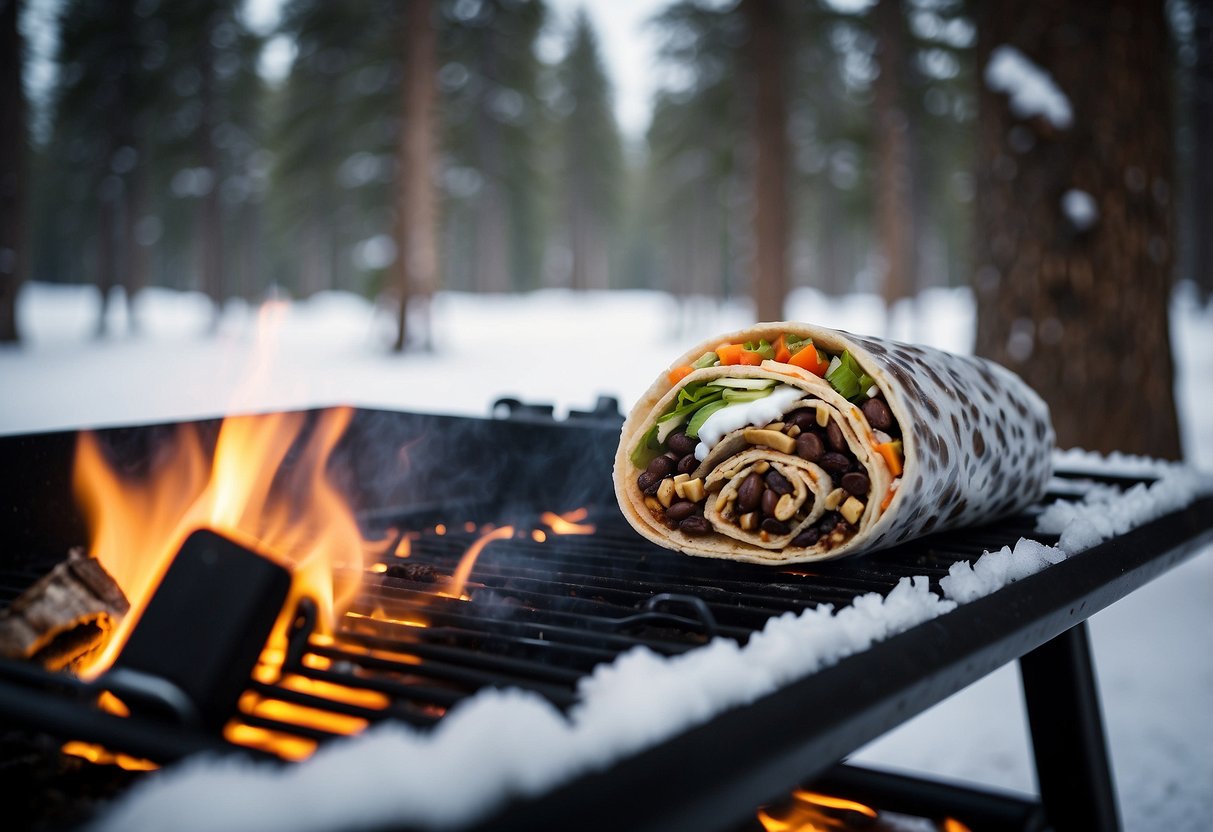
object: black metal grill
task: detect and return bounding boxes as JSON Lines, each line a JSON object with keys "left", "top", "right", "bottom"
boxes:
{"left": 0, "top": 405, "right": 1211, "bottom": 832}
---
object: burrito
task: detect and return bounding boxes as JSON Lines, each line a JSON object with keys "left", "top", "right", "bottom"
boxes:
{"left": 614, "top": 323, "right": 1054, "bottom": 564}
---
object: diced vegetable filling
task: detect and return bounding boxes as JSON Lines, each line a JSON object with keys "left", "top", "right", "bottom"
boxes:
{"left": 635, "top": 335, "right": 905, "bottom": 551}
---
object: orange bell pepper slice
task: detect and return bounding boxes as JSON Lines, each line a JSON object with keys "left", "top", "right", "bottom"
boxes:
{"left": 773, "top": 334, "right": 791, "bottom": 364}
{"left": 875, "top": 441, "right": 904, "bottom": 477}
{"left": 789, "top": 343, "right": 829, "bottom": 376}
{"left": 716, "top": 343, "right": 763, "bottom": 366}
{"left": 667, "top": 365, "right": 694, "bottom": 385}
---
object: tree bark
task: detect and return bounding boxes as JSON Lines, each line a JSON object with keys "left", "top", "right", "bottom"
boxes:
{"left": 473, "top": 26, "right": 510, "bottom": 295}
{"left": 872, "top": 0, "right": 917, "bottom": 314}
{"left": 198, "top": 18, "right": 224, "bottom": 330}
{"left": 0, "top": 0, "right": 24, "bottom": 343}
{"left": 95, "top": 195, "right": 119, "bottom": 337}
{"left": 1192, "top": 0, "right": 1213, "bottom": 303}
{"left": 973, "top": 0, "right": 1182, "bottom": 458}
{"left": 393, "top": 0, "right": 438, "bottom": 352}
{"left": 743, "top": 0, "right": 790, "bottom": 322}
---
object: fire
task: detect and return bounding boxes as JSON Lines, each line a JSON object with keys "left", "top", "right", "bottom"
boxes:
{"left": 757, "top": 790, "right": 877, "bottom": 831}
{"left": 72, "top": 406, "right": 368, "bottom": 677}
{"left": 757, "top": 789, "right": 973, "bottom": 832}
{"left": 540, "top": 507, "right": 595, "bottom": 535}
{"left": 61, "top": 741, "right": 158, "bottom": 771}
{"left": 440, "top": 525, "right": 516, "bottom": 599}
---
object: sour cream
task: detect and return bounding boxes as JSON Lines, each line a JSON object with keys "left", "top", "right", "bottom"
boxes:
{"left": 694, "top": 384, "right": 806, "bottom": 461}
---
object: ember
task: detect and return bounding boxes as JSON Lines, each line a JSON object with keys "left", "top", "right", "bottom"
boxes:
{"left": 757, "top": 788, "right": 973, "bottom": 832}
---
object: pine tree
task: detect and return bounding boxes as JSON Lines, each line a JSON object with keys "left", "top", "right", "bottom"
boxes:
{"left": 0, "top": 0, "right": 23, "bottom": 342}
{"left": 554, "top": 10, "right": 623, "bottom": 291}
{"left": 270, "top": 0, "right": 400, "bottom": 300}
{"left": 1191, "top": 0, "right": 1213, "bottom": 302}
{"left": 440, "top": 0, "right": 547, "bottom": 293}
{"left": 872, "top": 0, "right": 917, "bottom": 314}
{"left": 393, "top": 0, "right": 439, "bottom": 351}
{"left": 647, "top": 2, "right": 746, "bottom": 306}
{"left": 41, "top": 0, "right": 156, "bottom": 334}
{"left": 742, "top": 0, "right": 791, "bottom": 321}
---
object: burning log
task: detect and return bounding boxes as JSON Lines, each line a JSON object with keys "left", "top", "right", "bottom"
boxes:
{"left": 0, "top": 549, "right": 129, "bottom": 672}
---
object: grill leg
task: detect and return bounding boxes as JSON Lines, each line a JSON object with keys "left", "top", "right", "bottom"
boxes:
{"left": 1018, "top": 621, "right": 1120, "bottom": 832}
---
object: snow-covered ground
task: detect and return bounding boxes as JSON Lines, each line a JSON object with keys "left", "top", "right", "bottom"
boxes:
{"left": 2, "top": 282, "right": 1211, "bottom": 830}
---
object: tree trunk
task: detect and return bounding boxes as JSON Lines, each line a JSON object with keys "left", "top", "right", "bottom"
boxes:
{"left": 121, "top": 150, "right": 149, "bottom": 332}
{"left": 393, "top": 0, "right": 439, "bottom": 352}
{"left": 743, "top": 0, "right": 790, "bottom": 322}
{"left": 973, "top": 0, "right": 1182, "bottom": 459}
{"left": 473, "top": 28, "right": 510, "bottom": 294}
{"left": 198, "top": 22, "right": 224, "bottom": 330}
{"left": 1192, "top": 0, "right": 1213, "bottom": 303}
{"left": 0, "top": 0, "right": 24, "bottom": 343}
{"left": 872, "top": 0, "right": 917, "bottom": 315}
{"left": 95, "top": 191, "right": 120, "bottom": 337}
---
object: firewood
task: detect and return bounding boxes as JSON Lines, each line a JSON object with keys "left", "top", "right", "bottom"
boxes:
{"left": 0, "top": 548, "right": 129, "bottom": 672}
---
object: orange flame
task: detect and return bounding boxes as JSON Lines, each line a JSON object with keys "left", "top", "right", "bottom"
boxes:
{"left": 540, "top": 508, "right": 595, "bottom": 536}
{"left": 72, "top": 406, "right": 367, "bottom": 678}
{"left": 440, "top": 525, "right": 516, "bottom": 600}
{"left": 61, "top": 741, "right": 158, "bottom": 771}
{"left": 757, "top": 789, "right": 878, "bottom": 832}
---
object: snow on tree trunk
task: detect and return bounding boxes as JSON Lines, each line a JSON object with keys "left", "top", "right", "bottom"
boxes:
{"left": 973, "top": 0, "right": 1182, "bottom": 459}
{"left": 393, "top": 0, "right": 438, "bottom": 353}
{"left": 743, "top": 0, "right": 789, "bottom": 322}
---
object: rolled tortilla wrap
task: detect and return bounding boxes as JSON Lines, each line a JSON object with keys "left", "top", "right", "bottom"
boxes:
{"left": 614, "top": 323, "right": 1054, "bottom": 564}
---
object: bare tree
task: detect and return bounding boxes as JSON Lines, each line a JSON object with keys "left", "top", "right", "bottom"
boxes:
{"left": 392, "top": 0, "right": 438, "bottom": 352}
{"left": 742, "top": 0, "right": 790, "bottom": 322}
{"left": 0, "top": 0, "right": 25, "bottom": 343}
{"left": 974, "top": 0, "right": 1182, "bottom": 458}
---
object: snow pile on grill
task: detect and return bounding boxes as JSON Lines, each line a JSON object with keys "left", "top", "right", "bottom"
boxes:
{"left": 941, "top": 453, "right": 1212, "bottom": 603}
{"left": 96, "top": 581, "right": 955, "bottom": 831}
{"left": 94, "top": 453, "right": 1210, "bottom": 832}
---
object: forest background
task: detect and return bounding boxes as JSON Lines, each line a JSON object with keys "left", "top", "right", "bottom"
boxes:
{"left": 1, "top": 0, "right": 1210, "bottom": 460}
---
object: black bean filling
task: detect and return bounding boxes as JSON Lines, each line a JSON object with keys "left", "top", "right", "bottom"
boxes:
{"left": 637, "top": 395, "right": 903, "bottom": 550}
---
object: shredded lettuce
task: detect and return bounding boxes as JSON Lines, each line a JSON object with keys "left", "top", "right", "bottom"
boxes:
{"left": 686, "top": 399, "right": 730, "bottom": 438}
{"left": 630, "top": 423, "right": 663, "bottom": 468}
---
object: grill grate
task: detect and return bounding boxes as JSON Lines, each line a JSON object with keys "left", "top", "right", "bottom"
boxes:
{"left": 218, "top": 486, "right": 1064, "bottom": 756}
{"left": 1, "top": 405, "right": 1206, "bottom": 832}
{"left": 0, "top": 468, "right": 1140, "bottom": 766}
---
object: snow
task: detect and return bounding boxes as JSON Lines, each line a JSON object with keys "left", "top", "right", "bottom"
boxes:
{"left": 1061, "top": 188, "right": 1099, "bottom": 231}
{"left": 1, "top": 282, "right": 1210, "bottom": 831}
{"left": 97, "top": 578, "right": 956, "bottom": 832}
{"left": 939, "top": 458, "right": 1212, "bottom": 604}
{"left": 984, "top": 45, "right": 1074, "bottom": 129}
